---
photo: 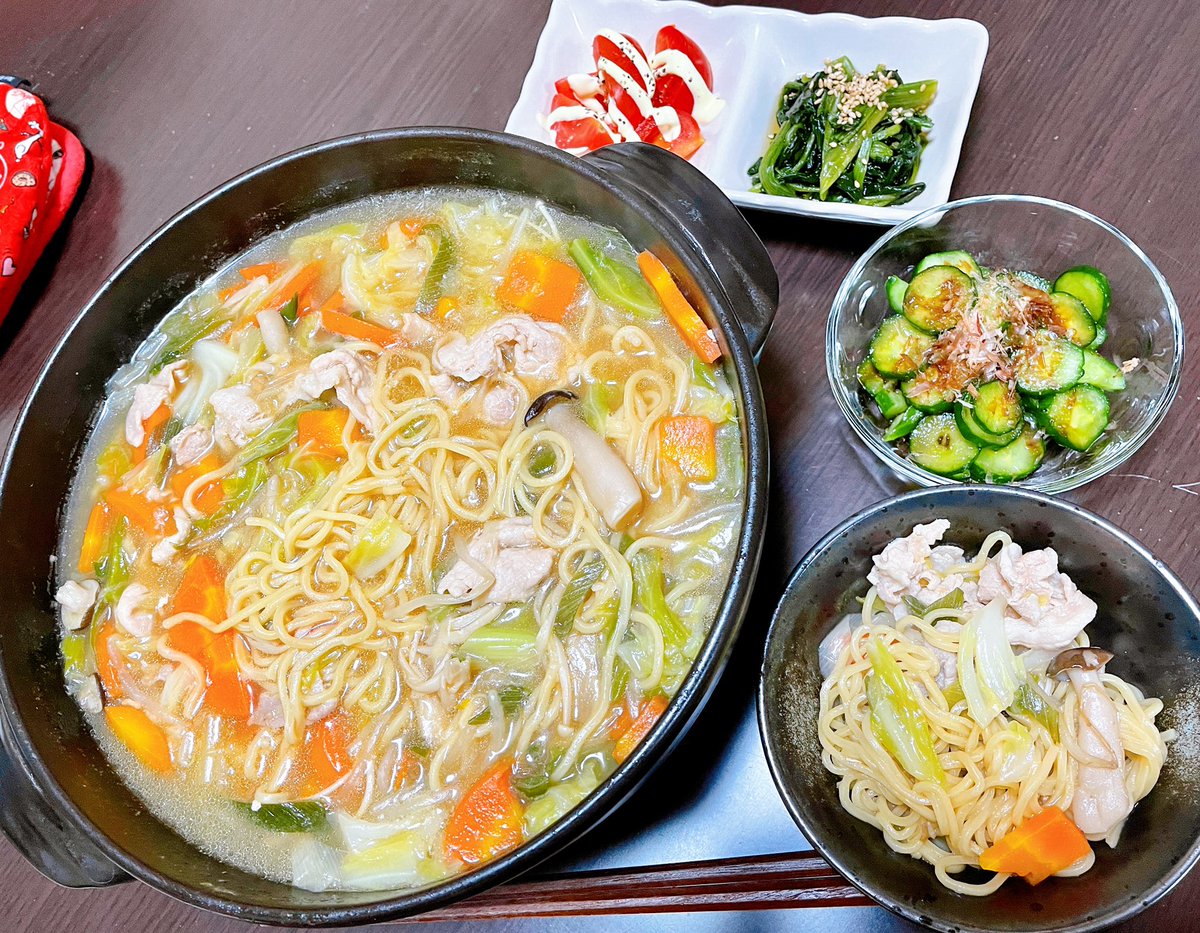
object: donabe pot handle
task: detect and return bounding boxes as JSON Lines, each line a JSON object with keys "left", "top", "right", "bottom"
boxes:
{"left": 0, "top": 708, "right": 128, "bottom": 887}
{"left": 584, "top": 142, "right": 778, "bottom": 356}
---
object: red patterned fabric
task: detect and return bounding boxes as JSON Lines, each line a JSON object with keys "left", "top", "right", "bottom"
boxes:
{"left": 0, "top": 82, "right": 85, "bottom": 320}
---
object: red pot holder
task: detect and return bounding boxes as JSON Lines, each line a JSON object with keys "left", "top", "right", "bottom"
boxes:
{"left": 0, "top": 78, "right": 85, "bottom": 322}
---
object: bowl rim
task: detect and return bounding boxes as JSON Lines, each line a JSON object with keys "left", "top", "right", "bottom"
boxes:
{"left": 824, "top": 193, "right": 1185, "bottom": 494}
{"left": 0, "top": 126, "right": 769, "bottom": 924}
{"left": 756, "top": 483, "right": 1200, "bottom": 933}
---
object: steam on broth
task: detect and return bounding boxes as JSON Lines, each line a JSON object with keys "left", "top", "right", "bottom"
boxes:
{"left": 54, "top": 187, "right": 744, "bottom": 890}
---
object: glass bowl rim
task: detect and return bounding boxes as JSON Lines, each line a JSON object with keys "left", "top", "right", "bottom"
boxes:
{"left": 825, "top": 193, "right": 1185, "bottom": 494}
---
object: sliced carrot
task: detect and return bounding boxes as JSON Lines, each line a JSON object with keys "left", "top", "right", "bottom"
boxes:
{"left": 131, "top": 403, "right": 172, "bottom": 464}
{"left": 400, "top": 218, "right": 425, "bottom": 238}
{"left": 167, "top": 556, "right": 255, "bottom": 719}
{"left": 660, "top": 415, "right": 717, "bottom": 482}
{"left": 78, "top": 501, "right": 112, "bottom": 573}
{"left": 94, "top": 618, "right": 124, "bottom": 701}
{"left": 273, "top": 262, "right": 322, "bottom": 310}
{"left": 304, "top": 711, "right": 355, "bottom": 793}
{"left": 106, "top": 487, "right": 176, "bottom": 537}
{"left": 170, "top": 454, "right": 225, "bottom": 515}
{"left": 105, "top": 706, "right": 174, "bottom": 774}
{"left": 636, "top": 251, "right": 721, "bottom": 364}
{"left": 613, "top": 695, "right": 669, "bottom": 764}
{"left": 444, "top": 759, "right": 524, "bottom": 865}
{"left": 297, "top": 408, "right": 351, "bottom": 460}
{"left": 315, "top": 289, "right": 346, "bottom": 317}
{"left": 171, "top": 554, "right": 226, "bottom": 621}
{"left": 979, "top": 806, "right": 1091, "bottom": 885}
{"left": 434, "top": 296, "right": 459, "bottom": 318}
{"left": 496, "top": 250, "right": 582, "bottom": 323}
{"left": 239, "top": 261, "right": 285, "bottom": 281}
{"left": 320, "top": 308, "right": 403, "bottom": 347}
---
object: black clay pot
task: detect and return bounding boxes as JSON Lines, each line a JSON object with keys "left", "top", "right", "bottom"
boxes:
{"left": 0, "top": 128, "right": 777, "bottom": 924}
{"left": 759, "top": 485, "right": 1200, "bottom": 933}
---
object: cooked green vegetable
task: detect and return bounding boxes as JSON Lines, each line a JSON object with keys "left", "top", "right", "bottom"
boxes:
{"left": 279, "top": 294, "right": 299, "bottom": 325}
{"left": 865, "top": 635, "right": 944, "bottom": 784}
{"left": 415, "top": 223, "right": 456, "bottom": 315}
{"left": 555, "top": 558, "right": 605, "bottom": 637}
{"left": 458, "top": 609, "right": 540, "bottom": 671}
{"left": 345, "top": 510, "right": 411, "bottom": 580}
{"left": 1009, "top": 681, "right": 1060, "bottom": 741}
{"left": 235, "top": 800, "right": 328, "bottom": 833}
{"left": 631, "top": 550, "right": 688, "bottom": 648}
{"left": 568, "top": 239, "right": 660, "bottom": 319}
{"left": 903, "top": 587, "right": 965, "bottom": 617}
{"left": 748, "top": 59, "right": 936, "bottom": 206}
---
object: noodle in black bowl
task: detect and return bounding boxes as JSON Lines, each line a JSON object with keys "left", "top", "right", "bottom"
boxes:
{"left": 758, "top": 486, "right": 1200, "bottom": 933}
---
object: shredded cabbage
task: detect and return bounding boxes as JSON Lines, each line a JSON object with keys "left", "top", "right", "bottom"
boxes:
{"left": 175, "top": 339, "right": 238, "bottom": 424}
{"left": 992, "top": 721, "right": 1037, "bottom": 784}
{"left": 959, "top": 598, "right": 1025, "bottom": 728}
{"left": 522, "top": 756, "right": 607, "bottom": 837}
{"left": 345, "top": 511, "right": 411, "bottom": 580}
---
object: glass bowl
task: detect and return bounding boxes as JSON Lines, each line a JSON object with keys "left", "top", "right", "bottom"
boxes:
{"left": 826, "top": 194, "right": 1183, "bottom": 493}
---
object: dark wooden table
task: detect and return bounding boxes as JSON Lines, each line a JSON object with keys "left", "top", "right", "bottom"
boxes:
{"left": 4, "top": 1, "right": 1199, "bottom": 930}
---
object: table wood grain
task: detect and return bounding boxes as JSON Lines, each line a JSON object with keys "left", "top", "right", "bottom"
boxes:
{"left": 3, "top": 0, "right": 1199, "bottom": 930}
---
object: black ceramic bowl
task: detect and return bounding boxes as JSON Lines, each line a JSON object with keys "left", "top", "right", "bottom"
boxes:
{"left": 759, "top": 486, "right": 1200, "bottom": 933}
{"left": 0, "top": 128, "right": 777, "bottom": 923}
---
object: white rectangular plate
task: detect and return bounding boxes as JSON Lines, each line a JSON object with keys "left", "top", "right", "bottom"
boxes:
{"left": 505, "top": 0, "right": 988, "bottom": 226}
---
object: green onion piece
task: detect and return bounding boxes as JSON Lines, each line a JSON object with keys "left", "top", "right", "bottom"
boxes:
{"left": 567, "top": 239, "right": 660, "bottom": 319}
{"left": 1009, "top": 681, "right": 1060, "bottom": 742}
{"left": 234, "top": 800, "right": 327, "bottom": 833}
{"left": 95, "top": 517, "right": 131, "bottom": 609}
{"left": 235, "top": 404, "right": 320, "bottom": 467}
{"left": 865, "top": 635, "right": 945, "bottom": 784}
{"left": 415, "top": 223, "right": 456, "bottom": 315}
{"left": 902, "top": 588, "right": 965, "bottom": 618}
{"left": 151, "top": 300, "right": 224, "bottom": 374}
{"left": 279, "top": 294, "right": 299, "bottom": 325}
{"left": 555, "top": 558, "right": 605, "bottom": 637}
{"left": 631, "top": 550, "right": 688, "bottom": 648}
{"left": 61, "top": 632, "right": 88, "bottom": 677}
{"left": 528, "top": 443, "right": 557, "bottom": 478}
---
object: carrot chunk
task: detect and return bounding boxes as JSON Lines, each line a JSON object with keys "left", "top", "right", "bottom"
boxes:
{"left": 106, "top": 487, "right": 176, "bottom": 537}
{"left": 497, "top": 250, "right": 582, "bottom": 323}
{"left": 105, "top": 706, "right": 173, "bottom": 774}
{"left": 239, "top": 261, "right": 284, "bottom": 281}
{"left": 613, "top": 695, "right": 669, "bottom": 763}
{"left": 78, "top": 501, "right": 112, "bottom": 573}
{"left": 304, "top": 711, "right": 356, "bottom": 793}
{"left": 170, "top": 454, "right": 225, "bottom": 515}
{"left": 660, "top": 415, "right": 717, "bottom": 482}
{"left": 297, "top": 408, "right": 351, "bottom": 459}
{"left": 130, "top": 403, "right": 172, "bottom": 464}
{"left": 444, "top": 759, "right": 524, "bottom": 865}
{"left": 636, "top": 251, "right": 721, "bottom": 363}
{"left": 320, "top": 308, "right": 403, "bottom": 347}
{"left": 979, "top": 806, "right": 1091, "bottom": 885}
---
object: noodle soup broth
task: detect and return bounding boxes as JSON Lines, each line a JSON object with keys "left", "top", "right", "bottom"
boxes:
{"left": 53, "top": 187, "right": 744, "bottom": 890}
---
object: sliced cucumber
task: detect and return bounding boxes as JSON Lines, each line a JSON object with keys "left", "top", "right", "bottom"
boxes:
{"left": 902, "top": 265, "right": 976, "bottom": 333}
{"left": 955, "top": 402, "right": 1020, "bottom": 448}
{"left": 902, "top": 378, "right": 956, "bottom": 414}
{"left": 1039, "top": 384, "right": 1110, "bottom": 451}
{"left": 909, "top": 412, "right": 980, "bottom": 476}
{"left": 1013, "top": 329, "right": 1083, "bottom": 395}
{"left": 857, "top": 359, "right": 890, "bottom": 395}
{"left": 1054, "top": 265, "right": 1111, "bottom": 323}
{"left": 1080, "top": 349, "right": 1126, "bottom": 392}
{"left": 883, "top": 406, "right": 923, "bottom": 442}
{"left": 1087, "top": 324, "right": 1107, "bottom": 350}
{"left": 1047, "top": 291, "right": 1097, "bottom": 347}
{"left": 915, "top": 250, "right": 982, "bottom": 278}
{"left": 973, "top": 380, "right": 1023, "bottom": 435}
{"left": 875, "top": 387, "right": 909, "bottom": 419}
{"left": 969, "top": 429, "right": 1046, "bottom": 483}
{"left": 870, "top": 315, "right": 936, "bottom": 378}
{"left": 885, "top": 275, "right": 909, "bottom": 313}
{"left": 1013, "top": 270, "right": 1052, "bottom": 293}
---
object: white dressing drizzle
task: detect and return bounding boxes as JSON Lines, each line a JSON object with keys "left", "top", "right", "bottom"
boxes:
{"left": 650, "top": 48, "right": 725, "bottom": 124}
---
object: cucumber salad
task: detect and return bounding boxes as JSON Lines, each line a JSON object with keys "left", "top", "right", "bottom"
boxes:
{"left": 858, "top": 252, "right": 1131, "bottom": 482}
